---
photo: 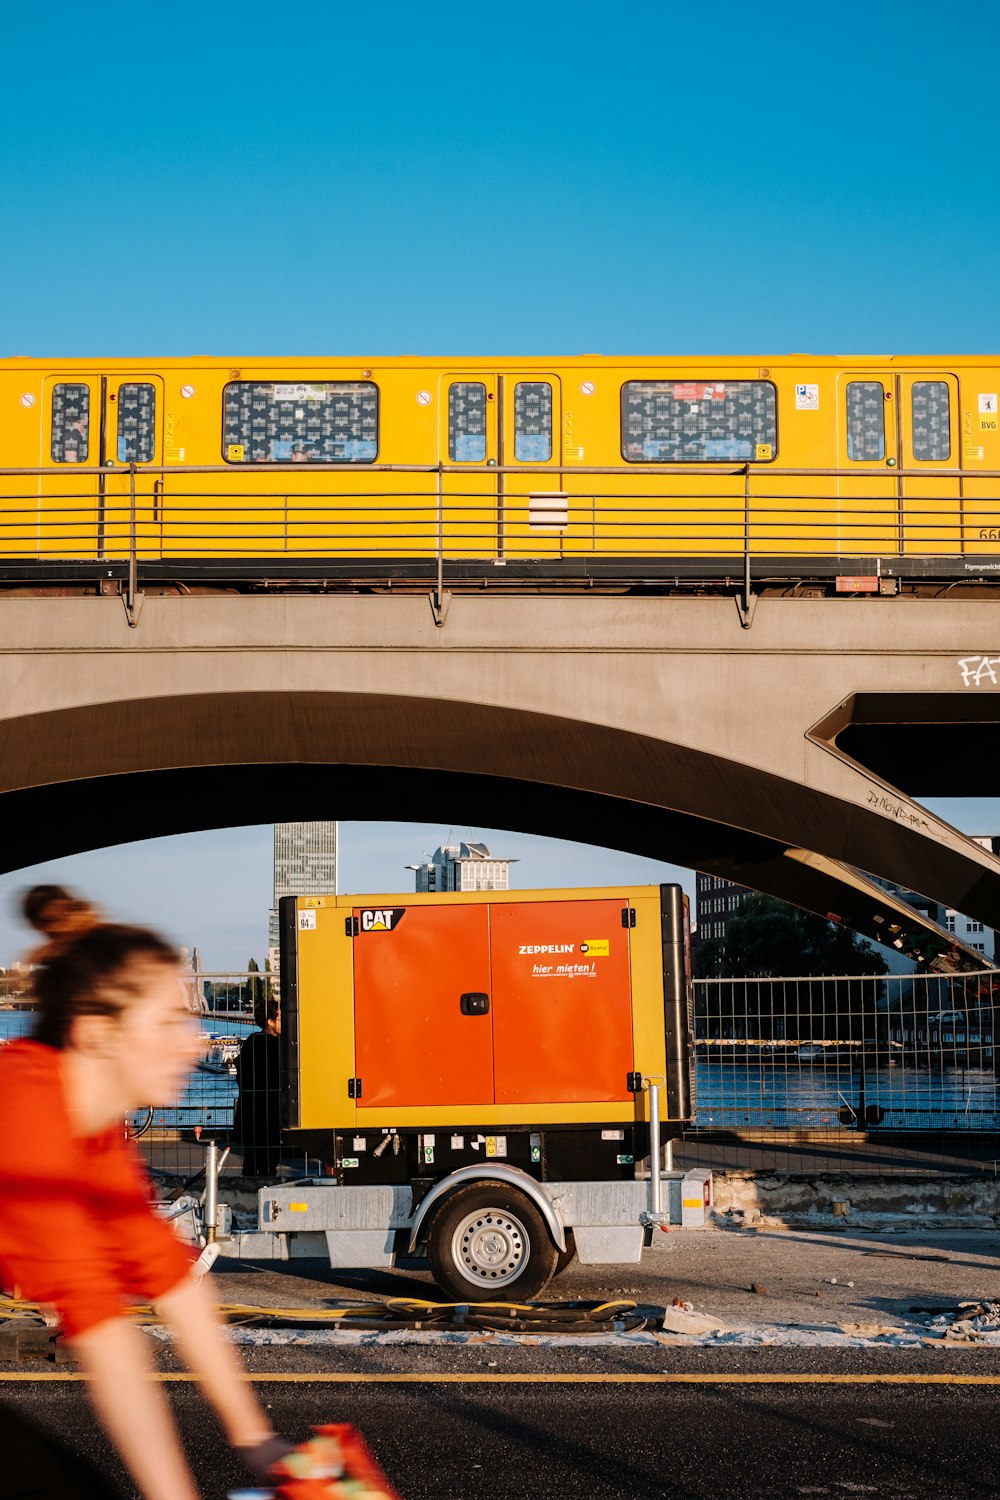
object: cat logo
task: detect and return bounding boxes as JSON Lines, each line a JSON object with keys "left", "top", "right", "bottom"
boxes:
{"left": 359, "top": 908, "right": 406, "bottom": 933}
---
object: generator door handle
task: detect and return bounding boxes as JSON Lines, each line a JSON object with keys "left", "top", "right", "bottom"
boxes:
{"left": 460, "top": 992, "right": 490, "bottom": 1016}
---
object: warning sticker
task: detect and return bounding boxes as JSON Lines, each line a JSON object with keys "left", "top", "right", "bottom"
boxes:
{"left": 795, "top": 383, "right": 819, "bottom": 410}
{"left": 302, "top": 897, "right": 327, "bottom": 908}
{"left": 485, "top": 1135, "right": 507, "bottom": 1158}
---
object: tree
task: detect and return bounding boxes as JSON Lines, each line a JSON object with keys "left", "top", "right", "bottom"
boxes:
{"left": 696, "top": 896, "right": 888, "bottom": 980}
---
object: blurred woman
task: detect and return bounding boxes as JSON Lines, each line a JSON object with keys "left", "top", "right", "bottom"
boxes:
{"left": 0, "top": 904, "right": 287, "bottom": 1500}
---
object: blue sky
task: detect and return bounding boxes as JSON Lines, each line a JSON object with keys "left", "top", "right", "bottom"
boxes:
{"left": 1, "top": 2, "right": 998, "bottom": 965}
{"left": 2, "top": 1, "right": 996, "bottom": 358}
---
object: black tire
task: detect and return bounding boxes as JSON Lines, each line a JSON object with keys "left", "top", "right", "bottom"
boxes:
{"left": 553, "top": 1229, "right": 577, "bottom": 1277}
{"left": 426, "top": 1181, "right": 560, "bottom": 1302}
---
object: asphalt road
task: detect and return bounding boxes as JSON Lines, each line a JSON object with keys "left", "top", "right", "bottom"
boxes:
{"left": 4, "top": 1348, "right": 1000, "bottom": 1500}
{"left": 4, "top": 1231, "right": 1000, "bottom": 1499}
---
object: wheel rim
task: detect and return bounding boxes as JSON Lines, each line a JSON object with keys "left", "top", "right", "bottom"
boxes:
{"left": 450, "top": 1206, "right": 529, "bottom": 1288}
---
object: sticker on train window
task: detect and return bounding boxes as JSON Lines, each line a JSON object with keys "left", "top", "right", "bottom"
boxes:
{"left": 448, "top": 382, "right": 488, "bottom": 462}
{"left": 621, "top": 380, "right": 777, "bottom": 462}
{"left": 51, "top": 384, "right": 90, "bottom": 463}
{"left": 514, "top": 382, "right": 553, "bottom": 461}
{"left": 222, "top": 381, "right": 379, "bottom": 463}
{"left": 911, "top": 382, "right": 950, "bottom": 461}
{"left": 117, "top": 383, "right": 156, "bottom": 463}
{"left": 846, "top": 382, "right": 885, "bottom": 461}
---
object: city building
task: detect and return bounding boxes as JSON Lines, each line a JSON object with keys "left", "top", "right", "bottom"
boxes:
{"left": 406, "top": 841, "right": 516, "bottom": 893}
{"left": 695, "top": 836, "right": 1000, "bottom": 966}
{"left": 267, "top": 821, "right": 338, "bottom": 968}
{"left": 694, "top": 871, "right": 751, "bottom": 945}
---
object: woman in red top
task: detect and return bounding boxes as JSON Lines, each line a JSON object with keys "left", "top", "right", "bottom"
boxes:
{"left": 0, "top": 919, "right": 285, "bottom": 1500}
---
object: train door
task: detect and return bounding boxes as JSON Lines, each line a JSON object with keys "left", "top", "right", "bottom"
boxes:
{"left": 41, "top": 375, "right": 103, "bottom": 559}
{"left": 439, "top": 373, "right": 499, "bottom": 558}
{"left": 897, "top": 372, "right": 961, "bottom": 555}
{"left": 498, "top": 374, "right": 565, "bottom": 558}
{"left": 835, "top": 372, "right": 900, "bottom": 557}
{"left": 352, "top": 903, "right": 495, "bottom": 1109}
{"left": 42, "top": 374, "right": 164, "bottom": 561}
{"left": 101, "top": 375, "right": 165, "bottom": 559}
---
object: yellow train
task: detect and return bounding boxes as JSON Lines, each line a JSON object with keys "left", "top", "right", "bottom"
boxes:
{"left": 1, "top": 353, "right": 998, "bottom": 585}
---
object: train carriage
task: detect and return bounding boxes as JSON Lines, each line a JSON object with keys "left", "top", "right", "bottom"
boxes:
{"left": 1, "top": 354, "right": 998, "bottom": 589}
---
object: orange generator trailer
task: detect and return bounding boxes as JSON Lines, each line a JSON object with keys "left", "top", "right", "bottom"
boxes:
{"left": 254, "top": 883, "right": 700, "bottom": 1298}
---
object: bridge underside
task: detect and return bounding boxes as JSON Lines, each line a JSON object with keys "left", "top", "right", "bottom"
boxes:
{"left": 1, "top": 594, "right": 999, "bottom": 969}
{"left": 0, "top": 683, "right": 993, "bottom": 968}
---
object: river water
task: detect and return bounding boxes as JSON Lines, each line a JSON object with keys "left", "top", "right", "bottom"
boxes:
{"left": 0, "top": 1009, "right": 253, "bottom": 1129}
{"left": 4, "top": 1009, "right": 998, "bottom": 1132}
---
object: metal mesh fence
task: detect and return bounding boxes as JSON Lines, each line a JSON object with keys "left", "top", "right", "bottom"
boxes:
{"left": 5, "top": 967, "right": 999, "bottom": 1181}
{"left": 679, "top": 971, "right": 1000, "bottom": 1176}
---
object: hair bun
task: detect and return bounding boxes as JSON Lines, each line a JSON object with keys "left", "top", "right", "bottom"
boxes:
{"left": 58, "top": 900, "right": 103, "bottom": 939}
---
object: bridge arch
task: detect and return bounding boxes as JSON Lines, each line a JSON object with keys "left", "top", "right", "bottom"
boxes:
{"left": 0, "top": 685, "right": 991, "bottom": 960}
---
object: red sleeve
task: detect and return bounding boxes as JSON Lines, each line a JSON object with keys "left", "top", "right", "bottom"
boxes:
{"left": 0, "top": 1043, "right": 192, "bottom": 1338}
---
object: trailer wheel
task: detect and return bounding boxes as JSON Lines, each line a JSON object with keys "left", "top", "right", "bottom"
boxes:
{"left": 426, "top": 1182, "right": 559, "bottom": 1301}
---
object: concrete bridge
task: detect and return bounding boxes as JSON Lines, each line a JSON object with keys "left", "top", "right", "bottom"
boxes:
{"left": 1, "top": 591, "right": 999, "bottom": 964}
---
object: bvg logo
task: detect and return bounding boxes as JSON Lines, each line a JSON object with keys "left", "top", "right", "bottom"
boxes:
{"left": 359, "top": 908, "right": 406, "bottom": 932}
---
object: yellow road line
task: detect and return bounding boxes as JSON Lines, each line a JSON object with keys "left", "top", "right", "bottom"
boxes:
{"left": 3, "top": 1372, "right": 1000, "bottom": 1386}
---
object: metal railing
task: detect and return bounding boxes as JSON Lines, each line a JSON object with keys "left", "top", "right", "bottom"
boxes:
{"left": 3, "top": 463, "right": 1000, "bottom": 575}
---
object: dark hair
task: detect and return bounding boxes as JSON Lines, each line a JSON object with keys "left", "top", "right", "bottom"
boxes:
{"left": 32, "top": 924, "right": 181, "bottom": 1050}
{"left": 21, "top": 884, "right": 73, "bottom": 932}
{"left": 265, "top": 998, "right": 280, "bottom": 1024}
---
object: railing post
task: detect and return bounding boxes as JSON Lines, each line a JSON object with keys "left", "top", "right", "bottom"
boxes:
{"left": 124, "top": 462, "right": 143, "bottom": 627}
{"left": 430, "top": 462, "right": 450, "bottom": 626}
{"left": 737, "top": 462, "right": 755, "bottom": 628}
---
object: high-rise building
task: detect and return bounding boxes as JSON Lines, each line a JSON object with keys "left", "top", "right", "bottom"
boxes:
{"left": 694, "top": 871, "right": 751, "bottom": 945}
{"left": 407, "top": 841, "right": 516, "bottom": 893}
{"left": 268, "top": 822, "right": 338, "bottom": 967}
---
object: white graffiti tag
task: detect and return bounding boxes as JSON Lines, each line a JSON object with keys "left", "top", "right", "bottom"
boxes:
{"left": 958, "top": 655, "right": 1000, "bottom": 687}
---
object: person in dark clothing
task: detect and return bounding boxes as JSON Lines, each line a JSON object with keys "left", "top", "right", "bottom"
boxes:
{"left": 234, "top": 999, "right": 282, "bottom": 1176}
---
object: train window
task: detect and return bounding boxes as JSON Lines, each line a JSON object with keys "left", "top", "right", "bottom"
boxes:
{"left": 222, "top": 382, "right": 379, "bottom": 463}
{"left": 51, "top": 384, "right": 90, "bottom": 463}
{"left": 514, "top": 382, "right": 552, "bottom": 461}
{"left": 621, "top": 380, "right": 776, "bottom": 462}
{"left": 846, "top": 382, "right": 885, "bottom": 461}
{"left": 117, "top": 383, "right": 157, "bottom": 463}
{"left": 911, "top": 381, "right": 951, "bottom": 461}
{"left": 448, "top": 383, "right": 487, "bottom": 462}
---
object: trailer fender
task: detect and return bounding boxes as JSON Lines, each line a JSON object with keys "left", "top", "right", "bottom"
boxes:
{"left": 407, "top": 1164, "right": 567, "bottom": 1255}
